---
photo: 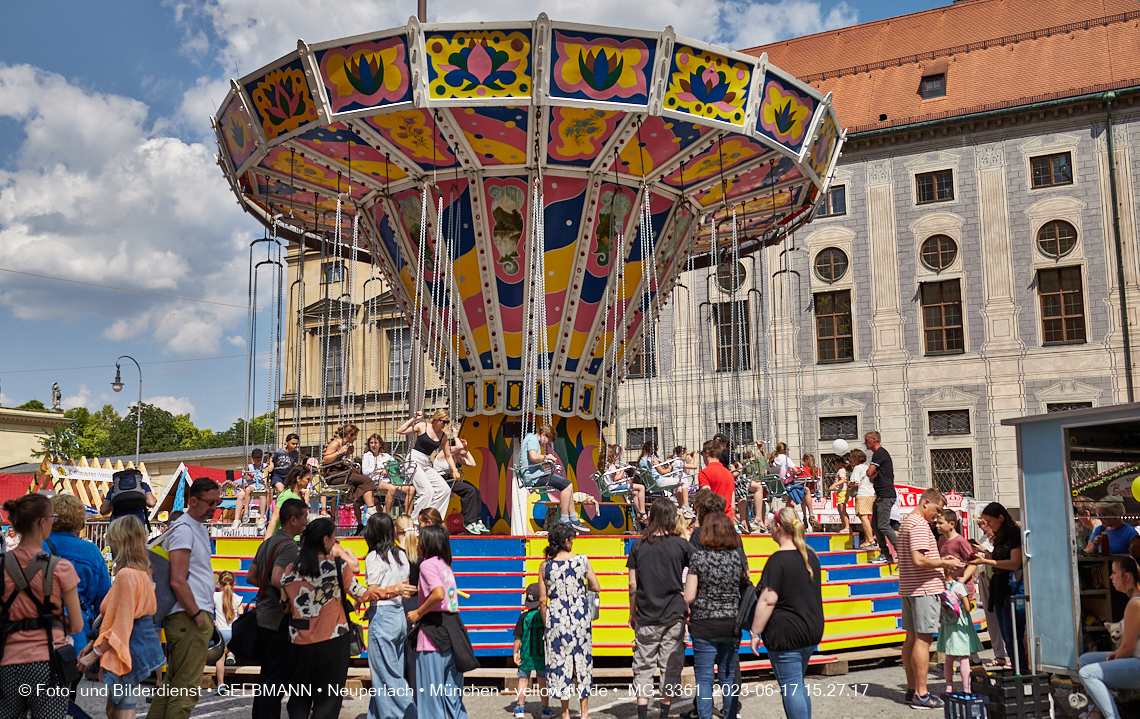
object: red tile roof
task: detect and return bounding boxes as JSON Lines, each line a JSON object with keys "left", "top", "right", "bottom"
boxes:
{"left": 743, "top": 0, "right": 1140, "bottom": 133}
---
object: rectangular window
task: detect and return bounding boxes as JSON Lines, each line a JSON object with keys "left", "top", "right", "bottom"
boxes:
{"left": 712, "top": 300, "right": 751, "bottom": 371}
{"left": 716, "top": 422, "right": 754, "bottom": 446}
{"left": 818, "top": 185, "right": 847, "bottom": 216}
{"left": 1031, "top": 152, "right": 1073, "bottom": 188}
{"left": 1039, "top": 267, "right": 1086, "bottom": 345}
{"left": 387, "top": 328, "right": 413, "bottom": 392}
{"left": 916, "top": 169, "right": 954, "bottom": 204}
{"left": 920, "top": 74, "right": 946, "bottom": 99}
{"left": 1047, "top": 402, "right": 1093, "bottom": 413}
{"left": 820, "top": 453, "right": 841, "bottom": 487}
{"left": 929, "top": 409, "right": 970, "bottom": 436}
{"left": 626, "top": 427, "right": 658, "bottom": 459}
{"left": 921, "top": 280, "right": 964, "bottom": 355}
{"left": 931, "top": 448, "right": 973, "bottom": 496}
{"left": 819, "top": 416, "right": 858, "bottom": 441}
{"left": 324, "top": 334, "right": 343, "bottom": 396}
{"left": 815, "top": 290, "right": 854, "bottom": 363}
{"left": 321, "top": 261, "right": 345, "bottom": 284}
{"left": 628, "top": 328, "right": 657, "bottom": 378}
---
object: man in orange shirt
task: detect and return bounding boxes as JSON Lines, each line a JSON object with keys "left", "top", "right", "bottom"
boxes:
{"left": 697, "top": 441, "right": 735, "bottom": 521}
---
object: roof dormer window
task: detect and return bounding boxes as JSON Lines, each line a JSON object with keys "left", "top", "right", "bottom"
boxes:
{"left": 920, "top": 73, "right": 946, "bottom": 99}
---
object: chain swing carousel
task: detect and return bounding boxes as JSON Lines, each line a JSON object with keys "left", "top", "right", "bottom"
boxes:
{"left": 215, "top": 15, "right": 842, "bottom": 538}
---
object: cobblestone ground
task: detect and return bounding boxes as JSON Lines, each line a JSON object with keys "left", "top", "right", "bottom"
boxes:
{"left": 68, "top": 649, "right": 1132, "bottom": 719}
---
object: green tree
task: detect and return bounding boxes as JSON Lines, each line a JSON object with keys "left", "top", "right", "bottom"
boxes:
{"left": 64, "top": 405, "right": 117, "bottom": 458}
{"left": 34, "top": 424, "right": 79, "bottom": 463}
{"left": 16, "top": 399, "right": 47, "bottom": 411}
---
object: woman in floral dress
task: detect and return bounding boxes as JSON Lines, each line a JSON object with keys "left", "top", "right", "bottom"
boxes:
{"left": 539, "top": 523, "right": 601, "bottom": 719}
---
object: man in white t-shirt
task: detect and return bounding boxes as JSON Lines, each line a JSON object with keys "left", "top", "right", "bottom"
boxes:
{"left": 150, "top": 478, "right": 220, "bottom": 719}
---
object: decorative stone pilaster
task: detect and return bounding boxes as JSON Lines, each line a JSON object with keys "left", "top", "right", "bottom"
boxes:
{"left": 866, "top": 159, "right": 909, "bottom": 362}
{"left": 975, "top": 142, "right": 1024, "bottom": 352}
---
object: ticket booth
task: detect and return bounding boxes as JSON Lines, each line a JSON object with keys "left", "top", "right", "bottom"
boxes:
{"left": 1002, "top": 402, "right": 1140, "bottom": 676}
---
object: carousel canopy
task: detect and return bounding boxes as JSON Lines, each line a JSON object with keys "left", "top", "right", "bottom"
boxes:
{"left": 214, "top": 15, "right": 844, "bottom": 422}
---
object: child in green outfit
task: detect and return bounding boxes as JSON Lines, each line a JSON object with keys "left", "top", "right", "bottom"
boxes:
{"left": 937, "top": 560, "right": 983, "bottom": 694}
{"left": 513, "top": 583, "right": 554, "bottom": 719}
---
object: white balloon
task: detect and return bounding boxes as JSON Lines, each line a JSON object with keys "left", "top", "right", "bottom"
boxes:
{"left": 832, "top": 438, "right": 849, "bottom": 455}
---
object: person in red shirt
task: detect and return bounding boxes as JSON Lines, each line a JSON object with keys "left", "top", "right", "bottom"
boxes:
{"left": 698, "top": 441, "right": 736, "bottom": 522}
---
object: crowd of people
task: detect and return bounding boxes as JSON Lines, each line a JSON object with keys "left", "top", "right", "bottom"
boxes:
{"left": 9, "top": 423, "right": 1140, "bottom": 719}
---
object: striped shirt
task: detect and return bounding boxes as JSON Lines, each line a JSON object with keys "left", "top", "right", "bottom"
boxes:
{"left": 897, "top": 513, "right": 943, "bottom": 596}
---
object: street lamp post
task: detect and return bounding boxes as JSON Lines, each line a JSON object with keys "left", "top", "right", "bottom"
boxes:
{"left": 112, "top": 355, "right": 142, "bottom": 467}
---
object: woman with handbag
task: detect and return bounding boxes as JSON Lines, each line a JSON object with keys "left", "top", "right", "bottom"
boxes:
{"left": 407, "top": 525, "right": 476, "bottom": 719}
{"left": 0, "top": 494, "right": 84, "bottom": 719}
{"left": 363, "top": 514, "right": 417, "bottom": 719}
{"left": 77, "top": 516, "right": 166, "bottom": 719}
{"left": 281, "top": 518, "right": 371, "bottom": 719}
{"left": 684, "top": 511, "right": 747, "bottom": 719}
{"left": 538, "top": 523, "right": 601, "bottom": 719}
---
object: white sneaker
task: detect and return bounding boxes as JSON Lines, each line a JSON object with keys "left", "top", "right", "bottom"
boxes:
{"left": 477, "top": 521, "right": 491, "bottom": 534}
{"left": 465, "top": 523, "right": 483, "bottom": 535}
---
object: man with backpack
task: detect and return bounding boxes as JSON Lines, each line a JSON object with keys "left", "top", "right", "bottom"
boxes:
{"left": 100, "top": 468, "right": 157, "bottom": 527}
{"left": 246, "top": 498, "right": 308, "bottom": 719}
{"left": 148, "top": 478, "right": 220, "bottom": 719}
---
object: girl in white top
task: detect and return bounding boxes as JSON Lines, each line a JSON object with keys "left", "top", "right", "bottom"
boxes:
{"left": 849, "top": 448, "right": 877, "bottom": 549}
{"left": 362, "top": 513, "right": 417, "bottom": 719}
{"left": 363, "top": 434, "right": 416, "bottom": 516}
{"left": 213, "top": 571, "right": 244, "bottom": 691}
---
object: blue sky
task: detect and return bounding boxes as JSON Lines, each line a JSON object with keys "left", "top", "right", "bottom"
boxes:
{"left": 0, "top": 0, "right": 943, "bottom": 435}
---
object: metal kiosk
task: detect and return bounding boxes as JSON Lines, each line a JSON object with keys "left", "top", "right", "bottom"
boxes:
{"left": 1002, "top": 402, "right": 1140, "bottom": 676}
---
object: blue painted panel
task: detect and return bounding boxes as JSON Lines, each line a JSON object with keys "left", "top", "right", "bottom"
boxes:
{"left": 1019, "top": 416, "right": 1083, "bottom": 672}
{"left": 805, "top": 535, "right": 832, "bottom": 552}
{"left": 816, "top": 553, "right": 851, "bottom": 567}
{"left": 848, "top": 579, "right": 899, "bottom": 596}
{"left": 872, "top": 597, "right": 902, "bottom": 613}
{"left": 825, "top": 566, "right": 883, "bottom": 582}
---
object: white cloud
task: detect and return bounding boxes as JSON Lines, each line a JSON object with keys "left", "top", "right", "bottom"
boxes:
{"left": 173, "top": 0, "right": 856, "bottom": 75}
{"left": 62, "top": 383, "right": 93, "bottom": 411}
{"left": 144, "top": 395, "right": 197, "bottom": 417}
{"left": 720, "top": 0, "right": 857, "bottom": 49}
{"left": 226, "top": 335, "right": 246, "bottom": 347}
{"left": 0, "top": 63, "right": 253, "bottom": 357}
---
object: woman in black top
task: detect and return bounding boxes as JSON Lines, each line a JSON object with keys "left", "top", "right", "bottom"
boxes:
{"left": 396, "top": 409, "right": 459, "bottom": 525}
{"left": 750, "top": 507, "right": 824, "bottom": 719}
{"left": 970, "top": 502, "right": 1025, "bottom": 671}
{"left": 684, "top": 511, "right": 747, "bottom": 719}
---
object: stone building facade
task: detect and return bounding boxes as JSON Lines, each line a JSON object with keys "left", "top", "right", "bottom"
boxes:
{"left": 616, "top": 0, "right": 1140, "bottom": 506}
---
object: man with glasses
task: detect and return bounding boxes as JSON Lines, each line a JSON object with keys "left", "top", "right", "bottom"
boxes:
{"left": 148, "top": 478, "right": 220, "bottom": 719}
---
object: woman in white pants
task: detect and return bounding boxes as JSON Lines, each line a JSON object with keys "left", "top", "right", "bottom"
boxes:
{"left": 397, "top": 409, "right": 459, "bottom": 523}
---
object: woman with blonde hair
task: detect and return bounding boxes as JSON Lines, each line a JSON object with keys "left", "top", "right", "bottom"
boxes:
{"left": 397, "top": 409, "right": 460, "bottom": 524}
{"left": 323, "top": 423, "right": 379, "bottom": 526}
{"left": 750, "top": 507, "right": 824, "bottom": 719}
{"left": 77, "top": 516, "right": 165, "bottom": 719}
{"left": 213, "top": 571, "right": 243, "bottom": 692}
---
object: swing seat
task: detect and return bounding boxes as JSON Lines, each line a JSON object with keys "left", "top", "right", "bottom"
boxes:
{"left": 762, "top": 475, "right": 787, "bottom": 500}
{"left": 514, "top": 458, "right": 559, "bottom": 490}
{"left": 385, "top": 456, "right": 416, "bottom": 487}
{"left": 595, "top": 465, "right": 634, "bottom": 501}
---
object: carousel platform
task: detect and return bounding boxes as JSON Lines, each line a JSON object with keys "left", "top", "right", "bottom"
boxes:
{"left": 209, "top": 532, "right": 940, "bottom": 659}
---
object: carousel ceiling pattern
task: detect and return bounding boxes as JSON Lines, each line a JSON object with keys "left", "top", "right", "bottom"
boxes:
{"left": 214, "top": 16, "right": 845, "bottom": 420}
